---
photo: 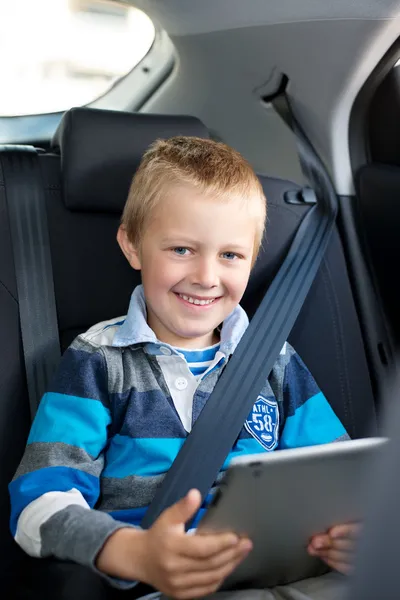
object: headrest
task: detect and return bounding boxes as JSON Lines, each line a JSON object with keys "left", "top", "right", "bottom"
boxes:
{"left": 52, "top": 107, "right": 209, "bottom": 212}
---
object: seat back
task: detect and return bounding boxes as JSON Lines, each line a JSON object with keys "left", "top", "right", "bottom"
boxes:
{"left": 356, "top": 65, "right": 400, "bottom": 346}
{"left": 356, "top": 165, "right": 400, "bottom": 344}
{"left": 0, "top": 107, "right": 377, "bottom": 580}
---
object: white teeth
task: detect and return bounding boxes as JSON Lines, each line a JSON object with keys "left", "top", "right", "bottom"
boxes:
{"left": 179, "top": 294, "right": 215, "bottom": 305}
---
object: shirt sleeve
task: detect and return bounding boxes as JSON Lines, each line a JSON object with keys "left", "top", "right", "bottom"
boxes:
{"left": 8, "top": 337, "right": 137, "bottom": 589}
{"left": 269, "top": 343, "right": 349, "bottom": 450}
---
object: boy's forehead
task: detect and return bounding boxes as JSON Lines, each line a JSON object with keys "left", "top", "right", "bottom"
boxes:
{"left": 151, "top": 183, "right": 261, "bottom": 220}
{"left": 153, "top": 197, "right": 256, "bottom": 230}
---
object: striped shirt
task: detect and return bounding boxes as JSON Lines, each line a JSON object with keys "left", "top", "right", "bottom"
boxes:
{"left": 175, "top": 343, "right": 221, "bottom": 377}
{"left": 9, "top": 285, "right": 348, "bottom": 589}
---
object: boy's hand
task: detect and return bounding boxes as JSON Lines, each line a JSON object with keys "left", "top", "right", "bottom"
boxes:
{"left": 139, "top": 489, "right": 252, "bottom": 598}
{"left": 308, "top": 522, "right": 361, "bottom": 575}
{"left": 97, "top": 489, "right": 252, "bottom": 599}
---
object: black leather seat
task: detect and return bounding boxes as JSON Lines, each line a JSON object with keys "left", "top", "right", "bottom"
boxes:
{"left": 0, "top": 107, "right": 377, "bottom": 587}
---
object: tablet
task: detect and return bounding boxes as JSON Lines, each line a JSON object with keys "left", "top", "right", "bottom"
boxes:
{"left": 197, "top": 437, "right": 387, "bottom": 589}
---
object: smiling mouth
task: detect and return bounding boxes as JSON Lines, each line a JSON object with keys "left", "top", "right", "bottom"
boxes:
{"left": 176, "top": 293, "right": 219, "bottom": 306}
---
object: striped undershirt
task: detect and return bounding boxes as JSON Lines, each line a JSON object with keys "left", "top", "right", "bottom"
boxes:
{"left": 174, "top": 342, "right": 221, "bottom": 377}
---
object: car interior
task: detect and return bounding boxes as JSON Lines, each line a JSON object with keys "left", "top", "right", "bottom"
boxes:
{"left": 1, "top": 0, "right": 400, "bottom": 596}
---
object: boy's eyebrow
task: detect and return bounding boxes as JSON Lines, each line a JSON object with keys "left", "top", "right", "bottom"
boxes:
{"left": 160, "top": 236, "right": 197, "bottom": 244}
{"left": 224, "top": 244, "right": 253, "bottom": 251}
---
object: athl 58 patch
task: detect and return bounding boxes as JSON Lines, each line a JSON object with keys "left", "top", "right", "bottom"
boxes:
{"left": 245, "top": 395, "right": 279, "bottom": 451}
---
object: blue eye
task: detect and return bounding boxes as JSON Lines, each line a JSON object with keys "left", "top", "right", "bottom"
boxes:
{"left": 222, "top": 252, "right": 237, "bottom": 260}
{"left": 173, "top": 247, "right": 189, "bottom": 256}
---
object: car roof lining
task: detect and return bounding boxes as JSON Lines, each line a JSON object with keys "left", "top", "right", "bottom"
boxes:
{"left": 132, "top": 0, "right": 400, "bottom": 36}
{"left": 125, "top": 0, "right": 400, "bottom": 195}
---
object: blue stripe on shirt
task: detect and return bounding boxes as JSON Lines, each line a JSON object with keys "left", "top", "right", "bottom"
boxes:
{"left": 175, "top": 344, "right": 220, "bottom": 377}
{"left": 103, "top": 320, "right": 125, "bottom": 330}
{"left": 28, "top": 392, "right": 111, "bottom": 457}
{"left": 279, "top": 391, "right": 347, "bottom": 449}
{"left": 190, "top": 366, "right": 211, "bottom": 376}
{"left": 9, "top": 466, "right": 100, "bottom": 535}
{"left": 222, "top": 437, "right": 269, "bottom": 469}
{"left": 103, "top": 436, "right": 186, "bottom": 478}
{"left": 103, "top": 435, "right": 269, "bottom": 479}
{"left": 107, "top": 506, "right": 147, "bottom": 526}
{"left": 176, "top": 345, "right": 220, "bottom": 363}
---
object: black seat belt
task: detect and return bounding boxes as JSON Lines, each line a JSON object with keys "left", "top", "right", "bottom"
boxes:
{"left": 1, "top": 146, "right": 61, "bottom": 420}
{"left": 142, "top": 92, "right": 338, "bottom": 529}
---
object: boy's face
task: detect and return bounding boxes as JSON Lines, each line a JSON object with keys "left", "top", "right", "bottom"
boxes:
{"left": 119, "top": 185, "right": 258, "bottom": 348}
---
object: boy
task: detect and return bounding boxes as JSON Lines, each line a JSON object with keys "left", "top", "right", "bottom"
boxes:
{"left": 10, "top": 137, "right": 358, "bottom": 600}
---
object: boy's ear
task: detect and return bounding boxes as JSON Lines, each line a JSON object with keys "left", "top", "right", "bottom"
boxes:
{"left": 117, "top": 226, "right": 142, "bottom": 270}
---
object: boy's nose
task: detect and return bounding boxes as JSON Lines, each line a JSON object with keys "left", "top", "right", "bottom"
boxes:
{"left": 192, "top": 258, "right": 219, "bottom": 288}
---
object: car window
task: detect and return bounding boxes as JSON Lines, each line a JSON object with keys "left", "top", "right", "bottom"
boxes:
{"left": 0, "top": 0, "right": 155, "bottom": 116}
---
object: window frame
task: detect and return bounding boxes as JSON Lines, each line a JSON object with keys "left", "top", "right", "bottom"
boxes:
{"left": 0, "top": 27, "right": 175, "bottom": 145}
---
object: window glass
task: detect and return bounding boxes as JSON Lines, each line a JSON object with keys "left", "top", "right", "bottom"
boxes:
{"left": 0, "top": 0, "right": 155, "bottom": 116}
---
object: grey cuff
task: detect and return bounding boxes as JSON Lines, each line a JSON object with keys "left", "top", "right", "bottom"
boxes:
{"left": 40, "top": 504, "right": 139, "bottom": 590}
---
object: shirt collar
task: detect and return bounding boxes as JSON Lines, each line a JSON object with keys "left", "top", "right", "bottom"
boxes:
{"left": 112, "top": 284, "right": 249, "bottom": 356}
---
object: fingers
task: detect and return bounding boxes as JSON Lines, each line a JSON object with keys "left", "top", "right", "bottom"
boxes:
{"left": 329, "top": 522, "right": 361, "bottom": 540}
{"left": 311, "top": 539, "right": 354, "bottom": 554}
{"left": 316, "top": 548, "right": 352, "bottom": 563}
{"left": 173, "top": 550, "right": 248, "bottom": 589}
{"left": 309, "top": 533, "right": 331, "bottom": 552}
{"left": 308, "top": 522, "right": 362, "bottom": 575}
{"left": 177, "top": 538, "right": 252, "bottom": 572}
{"left": 157, "top": 489, "right": 202, "bottom": 529}
{"left": 314, "top": 544, "right": 355, "bottom": 574}
{"left": 147, "top": 535, "right": 251, "bottom": 598}
{"left": 309, "top": 521, "right": 361, "bottom": 554}
{"left": 161, "top": 550, "right": 249, "bottom": 599}
{"left": 329, "top": 538, "right": 354, "bottom": 552}
{"left": 309, "top": 535, "right": 354, "bottom": 553}
{"left": 181, "top": 531, "right": 245, "bottom": 560}
{"left": 308, "top": 544, "right": 354, "bottom": 575}
{"left": 320, "top": 556, "right": 353, "bottom": 576}
{"left": 147, "top": 491, "right": 253, "bottom": 597}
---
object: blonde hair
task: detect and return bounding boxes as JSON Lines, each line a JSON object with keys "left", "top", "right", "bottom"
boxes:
{"left": 121, "top": 136, "right": 266, "bottom": 262}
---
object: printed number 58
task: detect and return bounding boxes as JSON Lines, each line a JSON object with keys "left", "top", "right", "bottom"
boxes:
{"left": 253, "top": 413, "right": 273, "bottom": 432}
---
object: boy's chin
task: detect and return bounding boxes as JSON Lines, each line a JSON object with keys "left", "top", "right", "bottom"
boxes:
{"left": 173, "top": 328, "right": 219, "bottom": 346}
{"left": 179, "top": 330, "right": 216, "bottom": 340}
